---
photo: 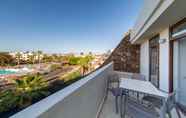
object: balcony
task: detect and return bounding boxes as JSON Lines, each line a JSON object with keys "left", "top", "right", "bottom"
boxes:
{"left": 9, "top": 62, "right": 184, "bottom": 118}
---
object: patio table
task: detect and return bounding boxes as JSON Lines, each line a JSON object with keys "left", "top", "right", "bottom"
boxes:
{"left": 119, "top": 78, "right": 168, "bottom": 118}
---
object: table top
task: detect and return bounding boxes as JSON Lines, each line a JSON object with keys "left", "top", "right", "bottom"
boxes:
{"left": 119, "top": 78, "right": 168, "bottom": 98}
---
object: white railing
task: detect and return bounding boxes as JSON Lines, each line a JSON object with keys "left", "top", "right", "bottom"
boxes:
{"left": 10, "top": 62, "right": 113, "bottom": 118}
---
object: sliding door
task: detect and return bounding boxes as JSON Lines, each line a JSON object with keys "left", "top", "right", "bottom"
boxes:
{"left": 149, "top": 36, "right": 159, "bottom": 88}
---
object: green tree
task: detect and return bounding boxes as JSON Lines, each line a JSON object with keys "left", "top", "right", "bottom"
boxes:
{"left": 0, "top": 75, "right": 49, "bottom": 112}
{"left": 14, "top": 75, "right": 49, "bottom": 108}
{"left": 37, "top": 51, "right": 42, "bottom": 64}
{"left": 51, "top": 54, "right": 58, "bottom": 62}
{"left": 31, "top": 52, "right": 36, "bottom": 64}
{"left": 42, "top": 54, "right": 48, "bottom": 63}
{"left": 0, "top": 52, "right": 14, "bottom": 66}
{"left": 78, "top": 55, "right": 94, "bottom": 75}
{"left": 69, "top": 56, "right": 80, "bottom": 65}
{"left": 0, "top": 90, "right": 18, "bottom": 112}
{"left": 79, "top": 57, "right": 88, "bottom": 75}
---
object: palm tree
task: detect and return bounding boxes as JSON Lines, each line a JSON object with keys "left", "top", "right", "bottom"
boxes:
{"left": 28, "top": 54, "right": 33, "bottom": 64}
{"left": 31, "top": 51, "right": 36, "bottom": 64}
{"left": 0, "top": 74, "right": 50, "bottom": 112}
{"left": 78, "top": 56, "right": 94, "bottom": 75}
{"left": 37, "top": 51, "right": 42, "bottom": 68}
{"left": 15, "top": 52, "right": 22, "bottom": 66}
{"left": 37, "top": 51, "right": 42, "bottom": 63}
{"left": 0, "top": 90, "right": 18, "bottom": 112}
{"left": 78, "top": 57, "right": 89, "bottom": 75}
{"left": 14, "top": 74, "right": 49, "bottom": 108}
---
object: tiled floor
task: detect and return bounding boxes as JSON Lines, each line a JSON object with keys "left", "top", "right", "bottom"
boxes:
{"left": 99, "top": 93, "right": 185, "bottom": 118}
{"left": 99, "top": 93, "right": 130, "bottom": 118}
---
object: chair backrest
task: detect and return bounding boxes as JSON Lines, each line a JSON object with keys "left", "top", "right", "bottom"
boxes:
{"left": 132, "top": 73, "right": 146, "bottom": 81}
{"left": 107, "top": 72, "right": 120, "bottom": 89}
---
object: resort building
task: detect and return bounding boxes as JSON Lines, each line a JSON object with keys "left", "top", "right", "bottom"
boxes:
{"left": 9, "top": 51, "right": 44, "bottom": 61}
{"left": 9, "top": 0, "right": 186, "bottom": 118}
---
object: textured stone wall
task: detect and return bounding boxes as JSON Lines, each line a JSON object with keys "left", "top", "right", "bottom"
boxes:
{"left": 104, "top": 33, "right": 140, "bottom": 73}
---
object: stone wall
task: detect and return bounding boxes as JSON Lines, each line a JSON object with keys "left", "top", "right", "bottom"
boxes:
{"left": 104, "top": 33, "right": 140, "bottom": 73}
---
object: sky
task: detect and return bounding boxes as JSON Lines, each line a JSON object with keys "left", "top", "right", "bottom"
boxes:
{"left": 0, "top": 0, "right": 143, "bottom": 53}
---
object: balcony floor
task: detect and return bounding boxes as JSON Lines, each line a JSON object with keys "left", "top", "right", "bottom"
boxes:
{"left": 99, "top": 92, "right": 131, "bottom": 118}
{"left": 99, "top": 92, "right": 185, "bottom": 118}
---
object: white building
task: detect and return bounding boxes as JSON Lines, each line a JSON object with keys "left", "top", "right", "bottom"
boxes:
{"left": 131, "top": 0, "right": 186, "bottom": 106}
{"left": 9, "top": 51, "right": 43, "bottom": 61}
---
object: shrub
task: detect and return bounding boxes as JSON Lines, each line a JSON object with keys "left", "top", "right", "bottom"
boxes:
{"left": 68, "top": 56, "right": 80, "bottom": 65}
{"left": 0, "top": 75, "right": 50, "bottom": 113}
{"left": 0, "top": 90, "right": 18, "bottom": 113}
{"left": 60, "top": 71, "right": 81, "bottom": 82}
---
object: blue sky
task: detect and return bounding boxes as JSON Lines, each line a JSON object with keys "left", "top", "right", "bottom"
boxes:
{"left": 0, "top": 0, "right": 143, "bottom": 53}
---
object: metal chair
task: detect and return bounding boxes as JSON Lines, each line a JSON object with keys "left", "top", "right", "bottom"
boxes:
{"left": 106, "top": 72, "right": 126, "bottom": 114}
{"left": 123, "top": 96, "right": 159, "bottom": 118}
{"left": 143, "top": 90, "right": 181, "bottom": 118}
{"left": 177, "top": 103, "right": 186, "bottom": 116}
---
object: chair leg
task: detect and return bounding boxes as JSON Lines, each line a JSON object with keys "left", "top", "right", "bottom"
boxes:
{"left": 120, "top": 95, "right": 123, "bottom": 118}
{"left": 175, "top": 105, "right": 181, "bottom": 118}
{"left": 115, "top": 96, "right": 119, "bottom": 114}
{"left": 167, "top": 111, "right": 172, "bottom": 118}
{"left": 123, "top": 94, "right": 127, "bottom": 118}
{"left": 137, "top": 92, "right": 140, "bottom": 101}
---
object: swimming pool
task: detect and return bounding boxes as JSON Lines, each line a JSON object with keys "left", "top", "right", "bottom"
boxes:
{"left": 0, "top": 69, "right": 16, "bottom": 75}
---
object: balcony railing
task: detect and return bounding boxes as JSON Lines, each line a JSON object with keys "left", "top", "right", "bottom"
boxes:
{"left": 9, "top": 61, "right": 185, "bottom": 118}
{"left": 10, "top": 62, "right": 113, "bottom": 118}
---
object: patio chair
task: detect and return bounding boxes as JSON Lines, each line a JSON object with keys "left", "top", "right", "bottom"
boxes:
{"left": 125, "top": 98, "right": 159, "bottom": 118}
{"left": 142, "top": 91, "right": 181, "bottom": 118}
{"left": 106, "top": 72, "right": 126, "bottom": 114}
{"left": 177, "top": 103, "right": 186, "bottom": 116}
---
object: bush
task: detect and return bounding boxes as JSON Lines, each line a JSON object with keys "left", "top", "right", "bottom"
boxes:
{"left": 68, "top": 56, "right": 81, "bottom": 65}
{"left": 0, "top": 75, "right": 50, "bottom": 113}
{"left": 60, "top": 71, "right": 81, "bottom": 82}
{"left": 0, "top": 90, "right": 18, "bottom": 113}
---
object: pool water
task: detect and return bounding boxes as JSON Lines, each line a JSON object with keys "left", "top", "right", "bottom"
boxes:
{"left": 0, "top": 69, "right": 16, "bottom": 75}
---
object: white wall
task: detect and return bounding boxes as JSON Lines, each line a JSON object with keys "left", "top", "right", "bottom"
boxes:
{"left": 140, "top": 40, "right": 149, "bottom": 80}
{"left": 140, "top": 28, "right": 170, "bottom": 92}
{"left": 159, "top": 28, "right": 170, "bottom": 92}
